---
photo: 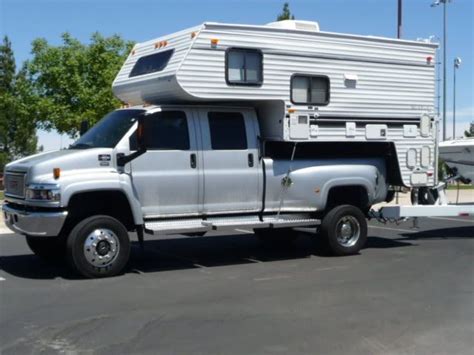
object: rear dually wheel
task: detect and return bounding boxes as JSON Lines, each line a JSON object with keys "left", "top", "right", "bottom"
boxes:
{"left": 320, "top": 205, "right": 367, "bottom": 256}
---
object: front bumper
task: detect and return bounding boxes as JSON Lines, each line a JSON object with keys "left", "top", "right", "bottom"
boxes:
{"left": 2, "top": 204, "right": 68, "bottom": 237}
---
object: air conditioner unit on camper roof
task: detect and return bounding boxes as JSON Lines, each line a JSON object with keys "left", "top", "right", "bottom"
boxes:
{"left": 266, "top": 20, "right": 320, "bottom": 32}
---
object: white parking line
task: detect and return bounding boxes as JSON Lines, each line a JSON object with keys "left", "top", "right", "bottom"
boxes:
{"left": 428, "top": 216, "right": 474, "bottom": 224}
{"left": 0, "top": 277, "right": 5, "bottom": 281}
{"left": 369, "top": 225, "right": 416, "bottom": 234}
{"left": 254, "top": 275, "right": 290, "bottom": 282}
{"left": 235, "top": 229, "right": 254, "bottom": 234}
{"left": 244, "top": 257, "right": 262, "bottom": 263}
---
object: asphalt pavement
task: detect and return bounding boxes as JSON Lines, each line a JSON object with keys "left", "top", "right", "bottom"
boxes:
{"left": 0, "top": 217, "right": 473, "bottom": 355}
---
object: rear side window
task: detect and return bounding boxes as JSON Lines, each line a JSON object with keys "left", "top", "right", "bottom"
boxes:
{"left": 208, "top": 112, "right": 248, "bottom": 150}
{"left": 129, "top": 49, "right": 174, "bottom": 77}
{"left": 130, "top": 111, "right": 189, "bottom": 150}
{"left": 226, "top": 48, "right": 263, "bottom": 85}
{"left": 291, "top": 75, "right": 330, "bottom": 105}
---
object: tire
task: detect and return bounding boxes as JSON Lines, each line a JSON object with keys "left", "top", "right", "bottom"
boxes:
{"left": 66, "top": 215, "right": 130, "bottom": 278}
{"left": 410, "top": 187, "right": 438, "bottom": 205}
{"left": 26, "top": 235, "right": 66, "bottom": 261}
{"left": 320, "top": 205, "right": 367, "bottom": 256}
{"left": 255, "top": 228, "right": 298, "bottom": 247}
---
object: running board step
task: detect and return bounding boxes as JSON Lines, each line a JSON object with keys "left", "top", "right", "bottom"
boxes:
{"left": 144, "top": 214, "right": 320, "bottom": 235}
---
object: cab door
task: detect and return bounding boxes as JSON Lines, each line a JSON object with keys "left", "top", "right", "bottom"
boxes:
{"left": 130, "top": 109, "right": 201, "bottom": 217}
{"left": 196, "top": 108, "right": 261, "bottom": 214}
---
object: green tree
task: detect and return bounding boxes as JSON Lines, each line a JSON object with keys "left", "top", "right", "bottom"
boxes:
{"left": 465, "top": 122, "right": 473, "bottom": 137}
{"left": 26, "top": 33, "right": 134, "bottom": 136}
{"left": 277, "top": 2, "right": 295, "bottom": 21}
{"left": 0, "top": 36, "right": 38, "bottom": 170}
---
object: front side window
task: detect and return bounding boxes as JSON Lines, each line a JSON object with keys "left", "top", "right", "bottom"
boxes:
{"left": 129, "top": 49, "right": 174, "bottom": 77}
{"left": 208, "top": 112, "right": 247, "bottom": 150}
{"left": 226, "top": 49, "right": 263, "bottom": 85}
{"left": 130, "top": 111, "right": 190, "bottom": 150}
{"left": 291, "top": 75, "right": 330, "bottom": 105}
{"left": 70, "top": 109, "right": 145, "bottom": 149}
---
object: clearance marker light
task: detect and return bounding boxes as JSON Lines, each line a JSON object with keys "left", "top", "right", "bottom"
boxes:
{"left": 210, "top": 38, "right": 219, "bottom": 48}
{"left": 154, "top": 41, "right": 168, "bottom": 49}
{"left": 53, "top": 168, "right": 61, "bottom": 180}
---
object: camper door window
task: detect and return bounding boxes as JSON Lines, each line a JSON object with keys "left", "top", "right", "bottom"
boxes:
{"left": 129, "top": 49, "right": 174, "bottom": 77}
{"left": 291, "top": 75, "right": 330, "bottom": 105}
{"left": 226, "top": 48, "right": 263, "bottom": 85}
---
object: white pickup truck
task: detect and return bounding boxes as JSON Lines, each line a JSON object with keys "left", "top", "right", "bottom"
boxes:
{"left": 3, "top": 105, "right": 388, "bottom": 277}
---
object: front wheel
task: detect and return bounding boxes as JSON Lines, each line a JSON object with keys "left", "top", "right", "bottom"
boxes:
{"left": 320, "top": 205, "right": 367, "bottom": 256}
{"left": 26, "top": 235, "right": 66, "bottom": 261}
{"left": 67, "top": 215, "right": 130, "bottom": 278}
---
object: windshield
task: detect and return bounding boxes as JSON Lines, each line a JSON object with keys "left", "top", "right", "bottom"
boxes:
{"left": 70, "top": 109, "right": 145, "bottom": 149}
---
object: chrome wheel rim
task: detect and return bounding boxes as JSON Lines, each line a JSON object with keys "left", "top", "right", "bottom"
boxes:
{"left": 83, "top": 228, "right": 120, "bottom": 267}
{"left": 336, "top": 216, "right": 360, "bottom": 247}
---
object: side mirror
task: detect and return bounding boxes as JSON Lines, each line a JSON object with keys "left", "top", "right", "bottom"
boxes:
{"left": 117, "top": 114, "right": 149, "bottom": 167}
{"left": 80, "top": 120, "right": 90, "bottom": 136}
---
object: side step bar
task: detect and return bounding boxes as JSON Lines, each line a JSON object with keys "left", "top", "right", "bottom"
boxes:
{"left": 144, "top": 214, "right": 320, "bottom": 235}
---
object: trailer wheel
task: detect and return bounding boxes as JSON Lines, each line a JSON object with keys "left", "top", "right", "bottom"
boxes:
{"left": 320, "top": 205, "right": 367, "bottom": 256}
{"left": 67, "top": 215, "right": 130, "bottom": 278}
{"left": 26, "top": 235, "right": 66, "bottom": 262}
{"left": 255, "top": 228, "right": 298, "bottom": 247}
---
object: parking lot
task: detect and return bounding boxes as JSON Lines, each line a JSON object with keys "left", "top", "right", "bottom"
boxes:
{"left": 0, "top": 216, "right": 473, "bottom": 354}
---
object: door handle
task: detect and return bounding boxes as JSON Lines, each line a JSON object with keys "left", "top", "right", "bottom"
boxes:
{"left": 190, "top": 153, "right": 197, "bottom": 169}
{"left": 248, "top": 153, "right": 254, "bottom": 167}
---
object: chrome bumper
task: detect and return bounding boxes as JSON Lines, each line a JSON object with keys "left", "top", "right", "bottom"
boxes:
{"left": 2, "top": 204, "right": 68, "bottom": 237}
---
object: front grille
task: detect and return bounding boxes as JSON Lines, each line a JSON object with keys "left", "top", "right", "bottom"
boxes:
{"left": 4, "top": 172, "right": 26, "bottom": 199}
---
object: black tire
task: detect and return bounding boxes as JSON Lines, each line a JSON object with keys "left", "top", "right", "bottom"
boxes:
{"left": 320, "top": 205, "right": 367, "bottom": 256}
{"left": 255, "top": 228, "right": 298, "bottom": 247}
{"left": 410, "top": 187, "right": 438, "bottom": 205}
{"left": 26, "top": 235, "right": 66, "bottom": 261}
{"left": 67, "top": 215, "right": 130, "bottom": 278}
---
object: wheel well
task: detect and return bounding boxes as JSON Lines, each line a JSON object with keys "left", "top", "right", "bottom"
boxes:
{"left": 62, "top": 190, "right": 136, "bottom": 234}
{"left": 326, "top": 185, "right": 369, "bottom": 212}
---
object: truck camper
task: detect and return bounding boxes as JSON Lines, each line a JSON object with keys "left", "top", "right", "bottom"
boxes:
{"left": 5, "top": 20, "right": 469, "bottom": 279}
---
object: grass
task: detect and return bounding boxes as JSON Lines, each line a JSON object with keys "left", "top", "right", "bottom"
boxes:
{"left": 446, "top": 184, "right": 474, "bottom": 190}
{"left": 0, "top": 190, "right": 3, "bottom": 200}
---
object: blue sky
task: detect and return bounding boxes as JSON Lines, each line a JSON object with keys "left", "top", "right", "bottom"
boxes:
{"left": 1, "top": 0, "right": 473, "bottom": 150}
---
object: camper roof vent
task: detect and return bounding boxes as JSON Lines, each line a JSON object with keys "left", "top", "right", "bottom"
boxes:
{"left": 266, "top": 20, "right": 320, "bottom": 32}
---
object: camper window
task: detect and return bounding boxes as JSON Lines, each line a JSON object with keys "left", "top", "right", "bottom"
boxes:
{"left": 208, "top": 112, "right": 248, "bottom": 150}
{"left": 129, "top": 49, "right": 174, "bottom": 77}
{"left": 226, "top": 49, "right": 263, "bottom": 85}
{"left": 291, "top": 75, "right": 330, "bottom": 105}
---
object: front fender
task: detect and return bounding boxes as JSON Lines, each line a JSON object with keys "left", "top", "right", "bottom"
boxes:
{"left": 61, "top": 171, "right": 143, "bottom": 225}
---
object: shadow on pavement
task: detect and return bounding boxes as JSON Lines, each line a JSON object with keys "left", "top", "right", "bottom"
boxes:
{"left": 400, "top": 225, "right": 473, "bottom": 240}
{"left": 0, "top": 232, "right": 414, "bottom": 280}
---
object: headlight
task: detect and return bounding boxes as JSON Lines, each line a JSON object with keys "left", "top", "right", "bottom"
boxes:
{"left": 25, "top": 184, "right": 61, "bottom": 202}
